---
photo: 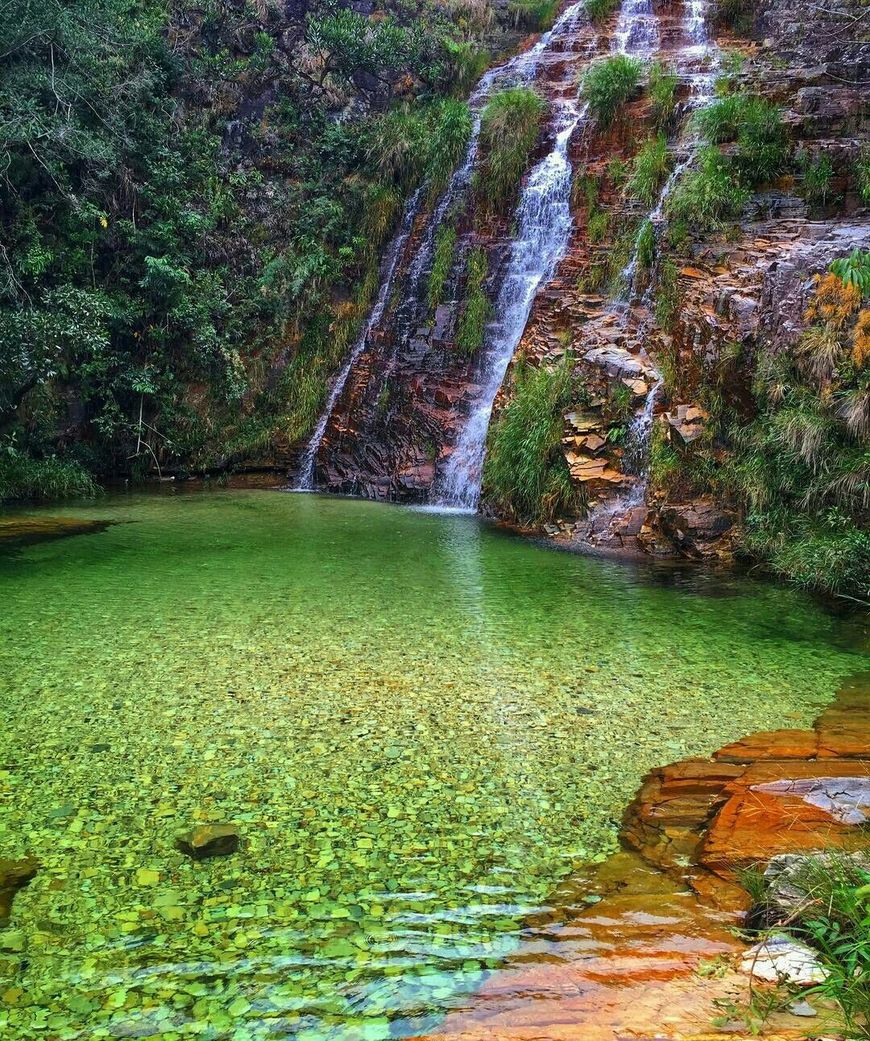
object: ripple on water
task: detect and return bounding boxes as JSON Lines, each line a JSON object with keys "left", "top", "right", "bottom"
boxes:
{"left": 0, "top": 490, "right": 863, "bottom": 1040}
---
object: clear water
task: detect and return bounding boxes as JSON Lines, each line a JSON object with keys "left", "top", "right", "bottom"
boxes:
{"left": 0, "top": 489, "right": 862, "bottom": 1041}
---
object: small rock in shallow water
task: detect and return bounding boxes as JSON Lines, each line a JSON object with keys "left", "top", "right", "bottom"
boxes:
{"left": 0, "top": 858, "right": 39, "bottom": 926}
{"left": 740, "top": 933, "right": 828, "bottom": 985}
{"left": 176, "top": 824, "right": 240, "bottom": 860}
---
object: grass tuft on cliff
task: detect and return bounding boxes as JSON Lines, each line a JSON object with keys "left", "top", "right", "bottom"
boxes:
{"left": 583, "top": 0, "right": 620, "bottom": 21}
{"left": 455, "top": 247, "right": 491, "bottom": 355}
{"left": 627, "top": 134, "right": 671, "bottom": 206}
{"left": 483, "top": 357, "right": 586, "bottom": 525}
{"left": 477, "top": 87, "right": 547, "bottom": 213}
{"left": 509, "top": 0, "right": 560, "bottom": 30}
{"left": 667, "top": 146, "right": 749, "bottom": 230}
{"left": 580, "top": 55, "right": 642, "bottom": 128}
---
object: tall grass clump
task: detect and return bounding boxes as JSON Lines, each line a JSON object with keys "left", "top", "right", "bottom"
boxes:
{"left": 856, "top": 146, "right": 870, "bottom": 204}
{"left": 0, "top": 448, "right": 99, "bottom": 502}
{"left": 509, "top": 0, "right": 560, "bottom": 30}
{"left": 367, "top": 100, "right": 473, "bottom": 191}
{"left": 627, "top": 134, "right": 671, "bottom": 205}
{"left": 798, "top": 149, "right": 835, "bottom": 207}
{"left": 429, "top": 224, "right": 457, "bottom": 310}
{"left": 649, "top": 61, "right": 679, "bottom": 131}
{"left": 483, "top": 357, "right": 585, "bottom": 524}
{"left": 667, "top": 145, "right": 749, "bottom": 230}
{"left": 456, "top": 247, "right": 490, "bottom": 354}
{"left": 426, "top": 100, "right": 473, "bottom": 192}
{"left": 739, "top": 856, "right": 870, "bottom": 1037}
{"left": 477, "top": 87, "right": 546, "bottom": 212}
{"left": 584, "top": 0, "right": 620, "bottom": 20}
{"left": 580, "top": 55, "right": 642, "bottom": 128}
{"left": 712, "top": 0, "right": 755, "bottom": 31}
{"left": 695, "top": 94, "right": 788, "bottom": 185}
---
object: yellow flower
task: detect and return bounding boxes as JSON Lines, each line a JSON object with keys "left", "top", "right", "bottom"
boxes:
{"left": 99, "top": 215, "right": 108, "bottom": 228}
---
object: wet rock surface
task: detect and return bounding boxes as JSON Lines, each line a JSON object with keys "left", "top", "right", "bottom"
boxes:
{"left": 175, "top": 824, "right": 240, "bottom": 860}
{"left": 0, "top": 858, "right": 38, "bottom": 928}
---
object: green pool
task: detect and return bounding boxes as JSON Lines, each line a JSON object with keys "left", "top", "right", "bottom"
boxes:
{"left": 0, "top": 489, "right": 862, "bottom": 1040}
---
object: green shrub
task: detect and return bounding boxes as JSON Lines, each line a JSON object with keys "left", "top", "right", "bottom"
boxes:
{"left": 830, "top": 249, "right": 870, "bottom": 294}
{"left": 856, "top": 146, "right": 870, "bottom": 204}
{"left": 654, "top": 256, "right": 681, "bottom": 329}
{"left": 667, "top": 145, "right": 749, "bottom": 229}
{"left": 584, "top": 0, "right": 620, "bottom": 20}
{"left": 477, "top": 87, "right": 547, "bottom": 212}
{"left": 636, "top": 219, "right": 655, "bottom": 270}
{"left": 649, "top": 61, "right": 678, "bottom": 131}
{"left": 429, "top": 224, "right": 457, "bottom": 311}
{"left": 483, "top": 357, "right": 585, "bottom": 524}
{"left": 695, "top": 94, "right": 788, "bottom": 185}
{"left": 456, "top": 247, "right": 490, "bottom": 354}
{"left": 627, "top": 134, "right": 671, "bottom": 206}
{"left": 509, "top": 0, "right": 560, "bottom": 30}
{"left": 0, "top": 449, "right": 100, "bottom": 502}
{"left": 798, "top": 149, "right": 835, "bottom": 206}
{"left": 580, "top": 55, "right": 642, "bottom": 128}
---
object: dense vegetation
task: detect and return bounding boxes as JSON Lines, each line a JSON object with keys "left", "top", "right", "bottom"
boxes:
{"left": 650, "top": 257, "right": 870, "bottom": 600}
{"left": 580, "top": 55, "right": 642, "bottom": 128}
{"left": 0, "top": 0, "right": 521, "bottom": 499}
{"left": 476, "top": 87, "right": 547, "bottom": 213}
{"left": 483, "top": 357, "right": 584, "bottom": 524}
{"left": 738, "top": 856, "right": 869, "bottom": 1036}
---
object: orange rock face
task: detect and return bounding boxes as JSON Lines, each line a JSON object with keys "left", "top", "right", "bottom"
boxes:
{"left": 414, "top": 673, "right": 868, "bottom": 1041}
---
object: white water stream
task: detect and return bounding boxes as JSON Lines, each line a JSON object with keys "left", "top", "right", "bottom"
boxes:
{"left": 297, "top": 3, "right": 587, "bottom": 490}
{"left": 295, "top": 188, "right": 423, "bottom": 490}
{"left": 436, "top": 100, "right": 583, "bottom": 508}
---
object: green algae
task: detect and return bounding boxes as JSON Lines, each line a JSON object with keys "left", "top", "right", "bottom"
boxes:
{"left": 0, "top": 489, "right": 863, "bottom": 1040}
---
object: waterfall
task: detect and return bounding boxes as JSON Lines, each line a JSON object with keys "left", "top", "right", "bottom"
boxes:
{"left": 590, "top": 0, "right": 717, "bottom": 527}
{"left": 297, "top": 3, "right": 588, "bottom": 491}
{"left": 612, "top": 0, "right": 659, "bottom": 56}
{"left": 620, "top": 376, "right": 663, "bottom": 507}
{"left": 295, "top": 188, "right": 423, "bottom": 491}
{"left": 436, "top": 101, "right": 582, "bottom": 510}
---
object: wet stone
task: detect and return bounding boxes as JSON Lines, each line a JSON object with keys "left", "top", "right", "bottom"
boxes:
{"left": 175, "top": 824, "right": 241, "bottom": 860}
{"left": 0, "top": 858, "right": 39, "bottom": 927}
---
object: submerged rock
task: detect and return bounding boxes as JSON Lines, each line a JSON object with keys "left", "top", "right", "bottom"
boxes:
{"left": 0, "top": 857, "right": 39, "bottom": 927}
{"left": 176, "top": 824, "right": 240, "bottom": 860}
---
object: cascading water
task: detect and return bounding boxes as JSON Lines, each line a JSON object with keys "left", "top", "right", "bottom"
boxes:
{"left": 436, "top": 100, "right": 582, "bottom": 510}
{"left": 612, "top": 0, "right": 659, "bottom": 56}
{"left": 295, "top": 188, "right": 422, "bottom": 490}
{"left": 589, "top": 0, "right": 718, "bottom": 525}
{"left": 620, "top": 375, "right": 663, "bottom": 507}
{"left": 298, "top": 2, "right": 588, "bottom": 490}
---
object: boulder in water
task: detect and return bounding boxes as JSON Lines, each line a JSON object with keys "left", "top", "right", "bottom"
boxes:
{"left": 176, "top": 824, "right": 240, "bottom": 860}
{"left": 0, "top": 857, "right": 39, "bottom": 926}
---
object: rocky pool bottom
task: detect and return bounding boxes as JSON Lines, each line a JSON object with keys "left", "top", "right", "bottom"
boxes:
{"left": 0, "top": 489, "right": 865, "bottom": 1041}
